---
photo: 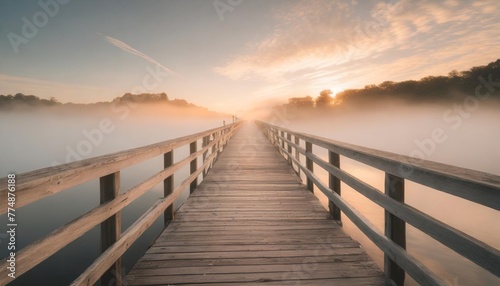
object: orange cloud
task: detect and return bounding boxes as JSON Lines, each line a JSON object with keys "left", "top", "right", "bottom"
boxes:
{"left": 215, "top": 0, "right": 500, "bottom": 90}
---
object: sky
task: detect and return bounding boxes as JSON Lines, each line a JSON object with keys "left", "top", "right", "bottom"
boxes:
{"left": 0, "top": 0, "right": 499, "bottom": 113}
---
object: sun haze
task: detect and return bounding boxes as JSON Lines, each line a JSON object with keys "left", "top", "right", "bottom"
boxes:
{"left": 1, "top": 0, "right": 498, "bottom": 113}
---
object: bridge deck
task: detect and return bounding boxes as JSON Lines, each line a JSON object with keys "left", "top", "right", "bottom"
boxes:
{"left": 125, "top": 123, "right": 385, "bottom": 285}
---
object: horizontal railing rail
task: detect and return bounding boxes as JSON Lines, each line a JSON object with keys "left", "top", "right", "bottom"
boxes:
{"left": 257, "top": 121, "right": 500, "bottom": 286}
{"left": 0, "top": 121, "right": 242, "bottom": 286}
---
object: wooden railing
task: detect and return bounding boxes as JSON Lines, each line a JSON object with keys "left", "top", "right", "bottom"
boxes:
{"left": 257, "top": 121, "right": 500, "bottom": 286}
{"left": 0, "top": 122, "right": 242, "bottom": 286}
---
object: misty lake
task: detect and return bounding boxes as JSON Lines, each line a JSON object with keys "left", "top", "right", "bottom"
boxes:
{"left": 1, "top": 103, "right": 499, "bottom": 285}
{"left": 0, "top": 107, "right": 228, "bottom": 285}
{"left": 283, "top": 104, "right": 500, "bottom": 286}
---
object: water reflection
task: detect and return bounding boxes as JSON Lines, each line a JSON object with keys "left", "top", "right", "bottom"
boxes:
{"left": 0, "top": 111, "right": 225, "bottom": 285}
{"left": 285, "top": 106, "right": 500, "bottom": 285}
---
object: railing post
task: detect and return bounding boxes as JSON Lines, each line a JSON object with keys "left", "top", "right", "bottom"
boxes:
{"left": 202, "top": 136, "right": 209, "bottom": 177}
{"left": 273, "top": 129, "right": 277, "bottom": 146}
{"left": 220, "top": 129, "right": 225, "bottom": 151}
{"left": 99, "top": 172, "right": 122, "bottom": 286}
{"left": 328, "top": 151, "right": 341, "bottom": 223}
{"left": 305, "top": 141, "right": 313, "bottom": 193}
{"left": 190, "top": 140, "right": 197, "bottom": 194}
{"left": 295, "top": 136, "right": 300, "bottom": 176}
{"left": 280, "top": 131, "right": 285, "bottom": 153}
{"left": 164, "top": 151, "right": 174, "bottom": 226}
{"left": 213, "top": 132, "right": 219, "bottom": 162}
{"left": 287, "top": 133, "right": 292, "bottom": 164}
{"left": 211, "top": 133, "right": 218, "bottom": 164}
{"left": 385, "top": 173, "right": 406, "bottom": 286}
{"left": 220, "top": 129, "right": 225, "bottom": 149}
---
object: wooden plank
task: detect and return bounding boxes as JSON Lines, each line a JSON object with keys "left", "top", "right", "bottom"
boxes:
{"left": 126, "top": 263, "right": 382, "bottom": 285}
{"left": 153, "top": 237, "right": 354, "bottom": 247}
{"left": 140, "top": 248, "right": 367, "bottom": 261}
{"left": 157, "top": 219, "right": 340, "bottom": 226}
{"left": 162, "top": 224, "right": 340, "bottom": 233}
{"left": 125, "top": 123, "right": 384, "bottom": 286}
{"left": 146, "top": 242, "right": 361, "bottom": 254}
{"left": 166, "top": 277, "right": 385, "bottom": 286}
{"left": 128, "top": 260, "right": 379, "bottom": 277}
{"left": 134, "top": 254, "right": 374, "bottom": 268}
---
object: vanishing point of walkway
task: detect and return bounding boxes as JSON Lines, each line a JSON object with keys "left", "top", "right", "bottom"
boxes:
{"left": 125, "top": 123, "right": 385, "bottom": 285}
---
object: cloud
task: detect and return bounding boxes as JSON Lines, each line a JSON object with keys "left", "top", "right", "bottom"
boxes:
{"left": 0, "top": 73, "right": 120, "bottom": 103}
{"left": 0, "top": 73, "right": 117, "bottom": 91}
{"left": 100, "top": 33, "right": 178, "bottom": 76}
{"left": 215, "top": 0, "right": 500, "bottom": 88}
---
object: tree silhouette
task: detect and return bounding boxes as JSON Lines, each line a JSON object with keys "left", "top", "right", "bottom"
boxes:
{"left": 315, "top": 89, "right": 334, "bottom": 108}
{"left": 288, "top": 96, "right": 314, "bottom": 109}
{"left": 278, "top": 59, "right": 500, "bottom": 112}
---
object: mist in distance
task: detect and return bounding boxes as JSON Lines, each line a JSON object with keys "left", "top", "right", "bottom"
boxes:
{"left": 0, "top": 95, "right": 229, "bottom": 176}
{"left": 254, "top": 59, "right": 500, "bottom": 175}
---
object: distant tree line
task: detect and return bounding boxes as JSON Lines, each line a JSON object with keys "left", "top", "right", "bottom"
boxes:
{"left": 281, "top": 59, "right": 500, "bottom": 111}
{"left": 0, "top": 92, "right": 200, "bottom": 110}
{"left": 286, "top": 89, "right": 335, "bottom": 110}
{"left": 112, "top": 92, "right": 169, "bottom": 104}
{"left": 0, "top": 93, "right": 61, "bottom": 108}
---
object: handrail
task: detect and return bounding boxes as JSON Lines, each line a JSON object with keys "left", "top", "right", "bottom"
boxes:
{"left": 259, "top": 123, "right": 500, "bottom": 210}
{"left": 257, "top": 121, "right": 500, "bottom": 286}
{"left": 0, "top": 121, "right": 242, "bottom": 286}
{"left": 0, "top": 123, "right": 239, "bottom": 215}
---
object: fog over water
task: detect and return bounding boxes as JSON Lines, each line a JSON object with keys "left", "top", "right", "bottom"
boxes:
{"left": 0, "top": 100, "right": 499, "bottom": 285}
{"left": 0, "top": 105, "right": 229, "bottom": 285}
{"left": 268, "top": 101, "right": 500, "bottom": 285}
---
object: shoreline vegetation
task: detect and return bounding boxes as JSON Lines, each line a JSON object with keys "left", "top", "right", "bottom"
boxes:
{"left": 271, "top": 59, "right": 500, "bottom": 117}
{"left": 1, "top": 59, "right": 498, "bottom": 118}
{"left": 0, "top": 92, "right": 225, "bottom": 118}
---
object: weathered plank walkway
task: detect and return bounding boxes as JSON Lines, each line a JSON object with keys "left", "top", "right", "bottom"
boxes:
{"left": 125, "top": 123, "right": 385, "bottom": 285}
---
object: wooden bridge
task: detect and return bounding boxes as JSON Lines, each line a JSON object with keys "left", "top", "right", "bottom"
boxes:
{"left": 0, "top": 121, "right": 499, "bottom": 286}
{"left": 124, "top": 123, "right": 384, "bottom": 285}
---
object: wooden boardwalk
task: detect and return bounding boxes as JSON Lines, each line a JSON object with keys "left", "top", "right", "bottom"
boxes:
{"left": 125, "top": 123, "right": 385, "bottom": 285}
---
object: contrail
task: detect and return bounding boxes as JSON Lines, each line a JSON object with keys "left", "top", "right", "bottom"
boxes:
{"left": 99, "top": 33, "right": 178, "bottom": 76}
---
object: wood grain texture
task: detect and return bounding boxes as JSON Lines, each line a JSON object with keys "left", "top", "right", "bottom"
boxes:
{"left": 0, "top": 124, "right": 241, "bottom": 286}
{"left": 259, "top": 121, "right": 500, "bottom": 210}
{"left": 72, "top": 146, "right": 221, "bottom": 286}
{"left": 125, "top": 122, "right": 384, "bottom": 286}
{"left": 384, "top": 173, "right": 406, "bottom": 286}
{"left": 99, "top": 172, "right": 122, "bottom": 286}
{"left": 0, "top": 123, "right": 241, "bottom": 215}
{"left": 273, "top": 127, "right": 500, "bottom": 278}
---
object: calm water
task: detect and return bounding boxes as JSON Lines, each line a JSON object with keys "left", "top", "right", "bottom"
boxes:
{"left": 0, "top": 109, "right": 226, "bottom": 285}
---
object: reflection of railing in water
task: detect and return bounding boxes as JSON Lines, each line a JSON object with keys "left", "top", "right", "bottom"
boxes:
{"left": 257, "top": 121, "right": 500, "bottom": 286}
{"left": 0, "top": 122, "right": 242, "bottom": 286}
